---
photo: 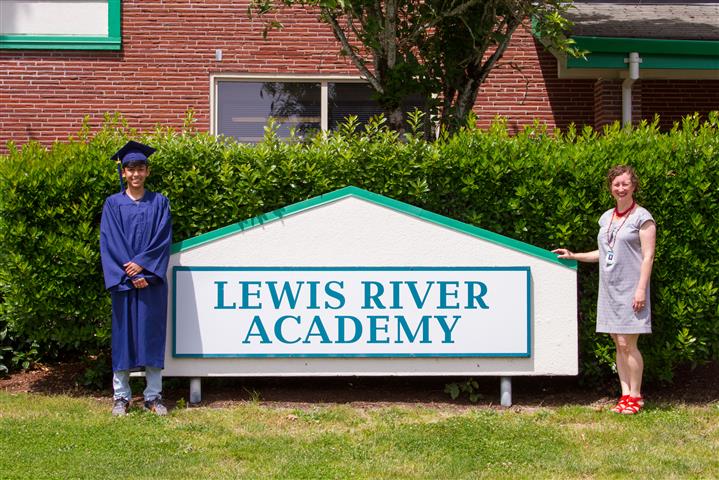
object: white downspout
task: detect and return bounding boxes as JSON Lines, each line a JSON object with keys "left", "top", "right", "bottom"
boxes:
{"left": 622, "top": 52, "right": 642, "bottom": 127}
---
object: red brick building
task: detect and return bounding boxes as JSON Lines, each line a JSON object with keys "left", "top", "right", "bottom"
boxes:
{"left": 1, "top": 0, "right": 717, "bottom": 149}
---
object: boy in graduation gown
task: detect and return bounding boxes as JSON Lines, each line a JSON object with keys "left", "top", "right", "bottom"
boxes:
{"left": 100, "top": 141, "right": 172, "bottom": 416}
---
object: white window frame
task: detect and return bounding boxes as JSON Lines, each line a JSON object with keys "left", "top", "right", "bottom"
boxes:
{"left": 210, "top": 74, "right": 373, "bottom": 138}
{"left": 0, "top": 0, "right": 121, "bottom": 50}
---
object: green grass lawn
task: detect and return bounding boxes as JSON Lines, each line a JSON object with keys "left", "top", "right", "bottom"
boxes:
{"left": 1, "top": 392, "right": 717, "bottom": 479}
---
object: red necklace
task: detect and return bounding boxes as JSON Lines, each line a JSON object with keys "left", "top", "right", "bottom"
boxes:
{"left": 614, "top": 200, "right": 635, "bottom": 217}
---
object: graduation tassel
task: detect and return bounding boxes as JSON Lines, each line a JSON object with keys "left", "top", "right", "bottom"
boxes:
{"left": 116, "top": 160, "right": 124, "bottom": 192}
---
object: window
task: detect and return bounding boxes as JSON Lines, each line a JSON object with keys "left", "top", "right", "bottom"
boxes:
{"left": 218, "top": 81, "right": 322, "bottom": 143}
{"left": 214, "top": 76, "right": 425, "bottom": 142}
{"left": 0, "top": 0, "right": 121, "bottom": 50}
{"left": 329, "top": 82, "right": 387, "bottom": 130}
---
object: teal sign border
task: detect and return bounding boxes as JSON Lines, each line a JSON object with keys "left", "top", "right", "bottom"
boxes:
{"left": 172, "top": 266, "right": 532, "bottom": 359}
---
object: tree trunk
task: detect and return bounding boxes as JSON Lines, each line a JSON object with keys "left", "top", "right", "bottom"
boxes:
{"left": 441, "top": 17, "right": 522, "bottom": 134}
{"left": 386, "top": 105, "right": 405, "bottom": 133}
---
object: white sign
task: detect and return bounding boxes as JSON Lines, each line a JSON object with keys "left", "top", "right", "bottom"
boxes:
{"left": 163, "top": 187, "right": 578, "bottom": 377}
{"left": 0, "top": 1, "right": 109, "bottom": 35}
{"left": 173, "top": 267, "right": 531, "bottom": 358}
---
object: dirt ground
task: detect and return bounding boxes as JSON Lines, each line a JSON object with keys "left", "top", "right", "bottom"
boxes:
{"left": 2, "top": 361, "right": 718, "bottom": 411}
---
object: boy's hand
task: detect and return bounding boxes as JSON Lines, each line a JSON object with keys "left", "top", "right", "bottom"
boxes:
{"left": 132, "top": 277, "right": 149, "bottom": 289}
{"left": 123, "top": 261, "right": 143, "bottom": 277}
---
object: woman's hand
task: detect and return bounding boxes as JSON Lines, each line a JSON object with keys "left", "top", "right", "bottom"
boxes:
{"left": 633, "top": 289, "right": 646, "bottom": 312}
{"left": 552, "top": 249, "right": 599, "bottom": 263}
{"left": 552, "top": 248, "right": 573, "bottom": 260}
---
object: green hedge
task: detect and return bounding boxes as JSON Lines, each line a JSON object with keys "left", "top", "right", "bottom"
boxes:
{"left": 1, "top": 113, "right": 718, "bottom": 383}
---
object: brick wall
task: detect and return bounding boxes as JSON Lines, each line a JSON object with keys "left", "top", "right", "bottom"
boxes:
{"left": 0, "top": 1, "right": 358, "bottom": 149}
{"left": 0, "top": 1, "right": 716, "bottom": 150}
{"left": 594, "top": 79, "right": 621, "bottom": 129}
{"left": 641, "top": 80, "right": 719, "bottom": 129}
{"left": 593, "top": 79, "right": 642, "bottom": 129}
{"left": 474, "top": 30, "right": 595, "bottom": 133}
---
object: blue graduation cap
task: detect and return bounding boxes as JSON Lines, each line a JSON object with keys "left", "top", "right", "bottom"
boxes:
{"left": 111, "top": 141, "right": 156, "bottom": 191}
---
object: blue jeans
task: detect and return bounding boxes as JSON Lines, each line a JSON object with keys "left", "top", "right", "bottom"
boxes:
{"left": 113, "top": 367, "right": 162, "bottom": 402}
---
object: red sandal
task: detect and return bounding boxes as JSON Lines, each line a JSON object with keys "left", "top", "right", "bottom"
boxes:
{"left": 620, "top": 396, "right": 643, "bottom": 415}
{"left": 610, "top": 395, "right": 630, "bottom": 413}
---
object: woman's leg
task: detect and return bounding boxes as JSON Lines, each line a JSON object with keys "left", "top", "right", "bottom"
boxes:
{"left": 611, "top": 333, "right": 631, "bottom": 396}
{"left": 614, "top": 333, "right": 643, "bottom": 397}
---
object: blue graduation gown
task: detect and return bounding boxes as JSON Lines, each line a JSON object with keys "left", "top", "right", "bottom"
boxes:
{"left": 100, "top": 191, "right": 172, "bottom": 372}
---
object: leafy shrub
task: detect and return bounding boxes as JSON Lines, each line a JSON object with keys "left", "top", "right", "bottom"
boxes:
{"left": 445, "top": 378, "right": 483, "bottom": 402}
{"left": 0, "top": 317, "right": 41, "bottom": 374}
{"left": 1, "top": 112, "right": 717, "bottom": 384}
{"left": 0, "top": 320, "right": 11, "bottom": 374}
{"left": 79, "top": 351, "right": 113, "bottom": 389}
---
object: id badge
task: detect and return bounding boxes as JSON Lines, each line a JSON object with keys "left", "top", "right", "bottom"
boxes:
{"left": 605, "top": 250, "right": 615, "bottom": 266}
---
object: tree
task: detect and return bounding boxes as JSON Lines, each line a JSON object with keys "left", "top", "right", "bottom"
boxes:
{"left": 250, "top": 0, "right": 579, "bottom": 135}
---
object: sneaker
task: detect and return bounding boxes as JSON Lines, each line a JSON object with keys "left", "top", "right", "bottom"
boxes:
{"left": 112, "top": 398, "right": 129, "bottom": 417}
{"left": 144, "top": 398, "right": 168, "bottom": 416}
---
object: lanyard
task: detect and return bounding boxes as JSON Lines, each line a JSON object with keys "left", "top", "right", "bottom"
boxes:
{"left": 606, "top": 211, "right": 631, "bottom": 250}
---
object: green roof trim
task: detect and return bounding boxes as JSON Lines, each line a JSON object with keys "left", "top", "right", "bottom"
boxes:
{"left": 573, "top": 36, "right": 719, "bottom": 56}
{"left": 0, "top": 0, "right": 121, "bottom": 51}
{"left": 567, "top": 36, "right": 719, "bottom": 70}
{"left": 171, "top": 186, "right": 577, "bottom": 270}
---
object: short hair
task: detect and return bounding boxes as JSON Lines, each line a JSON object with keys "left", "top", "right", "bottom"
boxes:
{"left": 606, "top": 165, "right": 639, "bottom": 192}
{"left": 122, "top": 160, "right": 148, "bottom": 169}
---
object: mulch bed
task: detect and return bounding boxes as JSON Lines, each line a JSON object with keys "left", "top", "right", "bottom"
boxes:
{"left": 1, "top": 361, "right": 717, "bottom": 410}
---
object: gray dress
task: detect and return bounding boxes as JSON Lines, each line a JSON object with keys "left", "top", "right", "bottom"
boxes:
{"left": 596, "top": 206, "right": 655, "bottom": 334}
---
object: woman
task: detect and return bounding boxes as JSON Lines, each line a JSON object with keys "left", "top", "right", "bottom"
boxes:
{"left": 553, "top": 165, "right": 656, "bottom": 414}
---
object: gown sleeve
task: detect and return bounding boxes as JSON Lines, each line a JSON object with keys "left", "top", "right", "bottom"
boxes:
{"left": 100, "top": 197, "right": 133, "bottom": 291}
{"left": 131, "top": 194, "right": 172, "bottom": 282}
